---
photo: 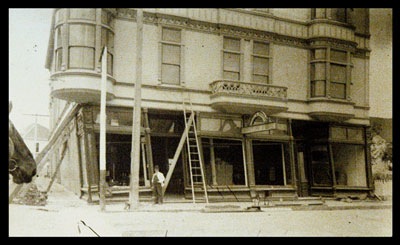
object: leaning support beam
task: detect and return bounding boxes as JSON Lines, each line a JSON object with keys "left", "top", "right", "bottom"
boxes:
{"left": 162, "top": 113, "right": 194, "bottom": 195}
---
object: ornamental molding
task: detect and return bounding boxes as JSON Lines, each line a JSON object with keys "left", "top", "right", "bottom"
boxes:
{"left": 308, "top": 37, "right": 358, "bottom": 52}
{"left": 115, "top": 9, "right": 365, "bottom": 50}
{"left": 76, "top": 110, "right": 85, "bottom": 136}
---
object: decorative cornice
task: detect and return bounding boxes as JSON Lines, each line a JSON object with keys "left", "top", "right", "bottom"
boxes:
{"left": 308, "top": 37, "right": 358, "bottom": 52}
{"left": 115, "top": 9, "right": 364, "bottom": 50}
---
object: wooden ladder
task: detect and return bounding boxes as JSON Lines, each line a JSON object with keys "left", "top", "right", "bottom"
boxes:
{"left": 183, "top": 97, "right": 209, "bottom": 204}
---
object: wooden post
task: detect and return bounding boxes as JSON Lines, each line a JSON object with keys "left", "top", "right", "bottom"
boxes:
{"left": 143, "top": 108, "right": 154, "bottom": 183}
{"left": 209, "top": 138, "right": 217, "bottom": 185}
{"left": 129, "top": 8, "right": 143, "bottom": 209}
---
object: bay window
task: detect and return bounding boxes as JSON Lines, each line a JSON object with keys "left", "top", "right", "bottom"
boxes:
{"left": 53, "top": 8, "right": 115, "bottom": 73}
{"left": 68, "top": 24, "right": 96, "bottom": 69}
{"left": 310, "top": 48, "right": 352, "bottom": 99}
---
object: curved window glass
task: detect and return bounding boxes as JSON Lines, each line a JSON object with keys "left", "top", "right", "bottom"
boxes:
{"left": 310, "top": 48, "right": 351, "bottom": 99}
{"left": 68, "top": 24, "right": 95, "bottom": 69}
{"left": 53, "top": 9, "right": 115, "bottom": 74}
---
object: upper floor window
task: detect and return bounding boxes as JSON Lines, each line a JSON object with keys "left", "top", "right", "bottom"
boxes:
{"left": 223, "top": 37, "right": 241, "bottom": 81}
{"left": 311, "top": 8, "right": 351, "bottom": 24}
{"left": 52, "top": 9, "right": 115, "bottom": 74}
{"left": 161, "top": 27, "right": 182, "bottom": 85}
{"left": 310, "top": 48, "right": 352, "bottom": 100}
{"left": 252, "top": 41, "right": 270, "bottom": 83}
{"left": 331, "top": 8, "right": 347, "bottom": 23}
{"left": 55, "top": 26, "right": 63, "bottom": 71}
{"left": 68, "top": 24, "right": 96, "bottom": 69}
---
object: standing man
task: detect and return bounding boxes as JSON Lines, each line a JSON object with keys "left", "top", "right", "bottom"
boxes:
{"left": 152, "top": 165, "right": 165, "bottom": 204}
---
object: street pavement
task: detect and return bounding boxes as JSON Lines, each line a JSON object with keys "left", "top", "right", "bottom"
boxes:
{"left": 9, "top": 182, "right": 393, "bottom": 237}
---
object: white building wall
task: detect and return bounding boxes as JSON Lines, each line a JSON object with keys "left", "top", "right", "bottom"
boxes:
{"left": 185, "top": 30, "right": 221, "bottom": 90}
{"left": 273, "top": 44, "right": 309, "bottom": 101}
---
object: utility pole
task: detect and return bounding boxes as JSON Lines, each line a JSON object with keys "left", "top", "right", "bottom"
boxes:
{"left": 129, "top": 8, "right": 143, "bottom": 210}
{"left": 23, "top": 113, "right": 49, "bottom": 159}
{"left": 99, "top": 46, "right": 108, "bottom": 212}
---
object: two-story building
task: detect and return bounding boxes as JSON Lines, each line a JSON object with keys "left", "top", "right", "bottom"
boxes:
{"left": 45, "top": 8, "right": 373, "bottom": 203}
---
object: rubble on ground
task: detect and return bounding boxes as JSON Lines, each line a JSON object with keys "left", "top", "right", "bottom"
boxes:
{"left": 12, "top": 183, "right": 48, "bottom": 206}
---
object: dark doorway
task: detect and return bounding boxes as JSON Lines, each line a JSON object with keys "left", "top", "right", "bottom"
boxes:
{"left": 95, "top": 133, "right": 148, "bottom": 187}
{"left": 151, "top": 136, "right": 184, "bottom": 195}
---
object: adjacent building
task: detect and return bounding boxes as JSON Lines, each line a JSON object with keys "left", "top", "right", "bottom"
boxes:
{"left": 22, "top": 123, "right": 50, "bottom": 159}
{"left": 45, "top": 8, "right": 374, "bottom": 203}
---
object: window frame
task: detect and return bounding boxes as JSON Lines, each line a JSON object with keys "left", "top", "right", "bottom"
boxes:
{"left": 251, "top": 140, "right": 290, "bottom": 186}
{"left": 200, "top": 137, "right": 248, "bottom": 187}
{"left": 68, "top": 23, "right": 96, "bottom": 70}
{"left": 310, "top": 47, "right": 352, "bottom": 100}
{"left": 222, "top": 36, "right": 242, "bottom": 81}
{"left": 251, "top": 40, "right": 271, "bottom": 84}
{"left": 159, "top": 26, "right": 184, "bottom": 86}
{"left": 53, "top": 8, "right": 115, "bottom": 74}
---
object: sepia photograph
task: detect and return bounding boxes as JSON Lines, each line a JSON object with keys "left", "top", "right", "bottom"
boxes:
{"left": 8, "top": 8, "right": 392, "bottom": 237}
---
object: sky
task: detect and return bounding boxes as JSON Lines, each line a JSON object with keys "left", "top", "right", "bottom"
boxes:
{"left": 9, "top": 8, "right": 53, "bottom": 133}
{"left": 8, "top": 8, "right": 393, "bottom": 135}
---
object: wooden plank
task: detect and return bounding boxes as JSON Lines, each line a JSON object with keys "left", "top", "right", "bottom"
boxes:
{"left": 162, "top": 113, "right": 194, "bottom": 195}
{"left": 45, "top": 141, "right": 69, "bottom": 193}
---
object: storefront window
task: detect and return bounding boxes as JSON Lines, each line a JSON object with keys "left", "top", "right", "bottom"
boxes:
{"left": 202, "top": 138, "right": 246, "bottom": 186}
{"left": 252, "top": 140, "right": 290, "bottom": 185}
{"left": 332, "top": 144, "right": 367, "bottom": 187}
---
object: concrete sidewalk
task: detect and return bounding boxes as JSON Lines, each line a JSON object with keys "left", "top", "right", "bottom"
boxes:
{"left": 100, "top": 198, "right": 392, "bottom": 213}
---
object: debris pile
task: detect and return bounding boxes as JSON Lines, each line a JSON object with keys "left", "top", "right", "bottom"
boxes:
{"left": 12, "top": 183, "right": 48, "bottom": 206}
